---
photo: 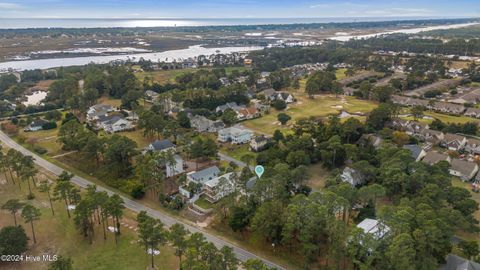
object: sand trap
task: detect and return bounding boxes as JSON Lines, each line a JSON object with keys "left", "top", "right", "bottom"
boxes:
{"left": 147, "top": 248, "right": 160, "bottom": 255}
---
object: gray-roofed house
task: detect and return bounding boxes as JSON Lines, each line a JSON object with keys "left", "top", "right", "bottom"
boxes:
{"left": 145, "top": 139, "right": 176, "bottom": 153}
{"left": 144, "top": 90, "right": 159, "bottom": 102}
{"left": 87, "top": 104, "right": 114, "bottom": 122}
{"left": 250, "top": 135, "right": 270, "bottom": 152}
{"left": 340, "top": 167, "right": 365, "bottom": 186}
{"left": 422, "top": 151, "right": 451, "bottom": 165}
{"left": 417, "top": 128, "right": 444, "bottom": 144}
{"left": 186, "top": 166, "right": 221, "bottom": 185}
{"left": 405, "top": 121, "right": 429, "bottom": 136}
{"left": 464, "top": 138, "right": 480, "bottom": 155}
{"left": 403, "top": 144, "right": 427, "bottom": 162}
{"left": 430, "top": 101, "right": 466, "bottom": 115}
{"left": 357, "top": 134, "right": 383, "bottom": 149}
{"left": 25, "top": 119, "right": 48, "bottom": 132}
{"left": 449, "top": 159, "right": 479, "bottom": 181}
{"left": 440, "top": 254, "right": 480, "bottom": 270}
{"left": 203, "top": 172, "right": 236, "bottom": 202}
{"left": 464, "top": 107, "right": 480, "bottom": 118}
{"left": 441, "top": 133, "right": 467, "bottom": 151}
{"left": 98, "top": 115, "right": 134, "bottom": 133}
{"left": 215, "top": 102, "right": 245, "bottom": 113}
{"left": 262, "top": 89, "right": 295, "bottom": 103}
{"left": 189, "top": 115, "right": 225, "bottom": 133}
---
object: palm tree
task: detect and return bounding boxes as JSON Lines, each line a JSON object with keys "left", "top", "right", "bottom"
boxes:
{"left": 39, "top": 181, "right": 55, "bottom": 216}
{"left": 21, "top": 204, "right": 41, "bottom": 244}
{"left": 1, "top": 199, "right": 24, "bottom": 226}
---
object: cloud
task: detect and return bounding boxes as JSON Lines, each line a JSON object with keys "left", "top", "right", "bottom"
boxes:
{"left": 310, "top": 4, "right": 330, "bottom": 8}
{"left": 0, "top": 2, "right": 21, "bottom": 9}
{"left": 364, "top": 8, "right": 433, "bottom": 16}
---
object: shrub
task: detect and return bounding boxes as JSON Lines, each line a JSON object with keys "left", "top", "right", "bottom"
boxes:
{"left": 272, "top": 99, "right": 287, "bottom": 110}
{"left": 42, "top": 121, "right": 57, "bottom": 130}
{"left": 33, "top": 145, "right": 47, "bottom": 155}
{"left": 130, "top": 184, "right": 145, "bottom": 199}
{"left": 0, "top": 226, "right": 28, "bottom": 255}
{"left": 44, "top": 110, "right": 62, "bottom": 121}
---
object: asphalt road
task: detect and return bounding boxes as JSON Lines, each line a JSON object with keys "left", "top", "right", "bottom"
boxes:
{"left": 218, "top": 152, "right": 254, "bottom": 171}
{"left": 0, "top": 130, "right": 285, "bottom": 270}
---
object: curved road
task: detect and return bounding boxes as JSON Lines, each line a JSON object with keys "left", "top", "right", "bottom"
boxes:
{"left": 0, "top": 131, "right": 284, "bottom": 270}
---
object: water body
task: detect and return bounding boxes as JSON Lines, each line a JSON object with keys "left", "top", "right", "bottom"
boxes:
{"left": 0, "top": 45, "right": 263, "bottom": 72}
{"left": 0, "top": 17, "right": 454, "bottom": 29}
{"left": 328, "top": 22, "right": 479, "bottom": 41}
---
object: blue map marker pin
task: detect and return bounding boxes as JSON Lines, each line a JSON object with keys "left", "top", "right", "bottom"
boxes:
{"left": 255, "top": 165, "right": 265, "bottom": 178}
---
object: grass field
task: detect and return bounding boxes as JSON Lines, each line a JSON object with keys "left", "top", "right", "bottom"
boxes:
{"left": 135, "top": 66, "right": 248, "bottom": 84}
{"left": 194, "top": 196, "right": 214, "bottom": 210}
{"left": 306, "top": 163, "right": 331, "bottom": 191}
{"left": 220, "top": 143, "right": 257, "bottom": 162}
{"left": 0, "top": 172, "right": 178, "bottom": 270}
{"left": 244, "top": 93, "right": 377, "bottom": 134}
{"left": 401, "top": 111, "right": 480, "bottom": 125}
{"left": 335, "top": 68, "right": 347, "bottom": 80}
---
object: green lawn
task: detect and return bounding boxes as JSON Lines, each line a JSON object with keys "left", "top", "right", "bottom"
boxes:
{"left": 220, "top": 143, "right": 257, "bottom": 162}
{"left": 194, "top": 196, "right": 214, "bottom": 210}
{"left": 0, "top": 174, "right": 178, "bottom": 270}
{"left": 426, "top": 112, "right": 480, "bottom": 124}
{"left": 244, "top": 94, "right": 377, "bottom": 134}
{"left": 335, "top": 68, "right": 347, "bottom": 80}
{"left": 401, "top": 111, "right": 480, "bottom": 125}
{"left": 135, "top": 66, "right": 248, "bottom": 84}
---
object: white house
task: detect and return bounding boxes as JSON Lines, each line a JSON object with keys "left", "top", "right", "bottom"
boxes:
{"left": 99, "top": 116, "right": 134, "bottom": 133}
{"left": 145, "top": 139, "right": 176, "bottom": 153}
{"left": 203, "top": 172, "right": 236, "bottom": 202}
{"left": 166, "top": 154, "right": 185, "bottom": 178}
{"left": 24, "top": 119, "right": 48, "bottom": 132}
{"left": 262, "top": 89, "right": 295, "bottom": 103}
{"left": 186, "top": 166, "right": 221, "bottom": 185}
{"left": 441, "top": 133, "right": 467, "bottom": 151}
{"left": 357, "top": 218, "right": 390, "bottom": 240}
{"left": 340, "top": 167, "right": 365, "bottom": 186}
{"left": 449, "top": 159, "right": 479, "bottom": 181}
{"left": 218, "top": 126, "right": 253, "bottom": 144}
{"left": 464, "top": 138, "right": 480, "bottom": 155}
{"left": 145, "top": 90, "right": 159, "bottom": 102}
{"left": 87, "top": 104, "right": 114, "bottom": 122}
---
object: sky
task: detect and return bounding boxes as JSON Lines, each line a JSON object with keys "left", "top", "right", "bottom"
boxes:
{"left": 0, "top": 0, "right": 478, "bottom": 19}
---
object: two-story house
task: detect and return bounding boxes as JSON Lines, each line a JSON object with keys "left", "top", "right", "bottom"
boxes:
{"left": 218, "top": 126, "right": 253, "bottom": 144}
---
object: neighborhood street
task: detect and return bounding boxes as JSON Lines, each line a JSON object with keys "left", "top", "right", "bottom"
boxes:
{"left": 0, "top": 130, "right": 284, "bottom": 270}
